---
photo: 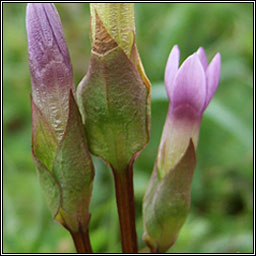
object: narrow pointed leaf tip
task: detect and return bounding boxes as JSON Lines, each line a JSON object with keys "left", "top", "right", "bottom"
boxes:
{"left": 165, "top": 45, "right": 221, "bottom": 117}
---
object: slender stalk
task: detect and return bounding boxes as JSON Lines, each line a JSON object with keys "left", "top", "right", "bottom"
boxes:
{"left": 112, "top": 163, "right": 138, "bottom": 253}
{"left": 69, "top": 226, "right": 93, "bottom": 253}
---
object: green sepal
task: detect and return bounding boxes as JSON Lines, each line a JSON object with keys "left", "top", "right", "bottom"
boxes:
{"left": 52, "top": 91, "right": 94, "bottom": 232}
{"left": 77, "top": 44, "right": 150, "bottom": 172}
{"left": 31, "top": 92, "right": 94, "bottom": 232}
{"left": 32, "top": 156, "right": 62, "bottom": 218}
{"left": 31, "top": 98, "right": 61, "bottom": 217}
{"left": 143, "top": 140, "right": 196, "bottom": 253}
{"left": 31, "top": 96, "right": 58, "bottom": 170}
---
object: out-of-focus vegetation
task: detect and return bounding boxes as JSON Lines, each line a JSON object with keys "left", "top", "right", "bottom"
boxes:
{"left": 3, "top": 3, "right": 253, "bottom": 253}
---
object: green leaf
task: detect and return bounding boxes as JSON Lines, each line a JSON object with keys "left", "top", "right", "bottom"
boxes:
{"left": 53, "top": 92, "right": 94, "bottom": 232}
{"left": 143, "top": 140, "right": 196, "bottom": 253}
{"left": 31, "top": 97, "right": 58, "bottom": 170}
{"left": 32, "top": 155, "right": 61, "bottom": 218}
{"left": 77, "top": 46, "right": 150, "bottom": 172}
{"left": 31, "top": 96, "right": 61, "bottom": 219}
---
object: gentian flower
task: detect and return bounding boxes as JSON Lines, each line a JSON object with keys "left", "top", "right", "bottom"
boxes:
{"left": 26, "top": 3, "right": 94, "bottom": 234}
{"left": 143, "top": 45, "right": 221, "bottom": 252}
{"left": 158, "top": 45, "right": 221, "bottom": 177}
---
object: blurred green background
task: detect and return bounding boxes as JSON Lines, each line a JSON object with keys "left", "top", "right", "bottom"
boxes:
{"left": 3, "top": 3, "right": 253, "bottom": 253}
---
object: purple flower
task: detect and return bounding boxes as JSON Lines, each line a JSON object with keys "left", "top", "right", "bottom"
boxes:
{"left": 26, "top": 3, "right": 75, "bottom": 140}
{"left": 158, "top": 45, "right": 221, "bottom": 177}
{"left": 26, "top": 4, "right": 95, "bottom": 233}
{"left": 165, "top": 45, "right": 221, "bottom": 118}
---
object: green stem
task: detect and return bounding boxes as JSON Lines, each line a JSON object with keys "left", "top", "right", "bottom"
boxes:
{"left": 112, "top": 163, "right": 138, "bottom": 253}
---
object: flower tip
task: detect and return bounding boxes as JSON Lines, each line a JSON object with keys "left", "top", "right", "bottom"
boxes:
{"left": 208, "top": 52, "right": 221, "bottom": 81}
{"left": 196, "top": 46, "right": 205, "bottom": 54}
{"left": 172, "top": 44, "right": 180, "bottom": 52}
{"left": 26, "top": 3, "right": 35, "bottom": 31}
{"left": 26, "top": 2, "right": 72, "bottom": 73}
{"left": 196, "top": 47, "right": 208, "bottom": 71}
{"left": 204, "top": 52, "right": 221, "bottom": 108}
{"left": 171, "top": 52, "right": 206, "bottom": 116}
{"left": 169, "top": 44, "right": 180, "bottom": 59}
{"left": 213, "top": 52, "right": 221, "bottom": 67}
{"left": 164, "top": 45, "right": 180, "bottom": 99}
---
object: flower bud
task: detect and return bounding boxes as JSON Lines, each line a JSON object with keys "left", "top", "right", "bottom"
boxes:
{"left": 26, "top": 3, "right": 74, "bottom": 141}
{"left": 26, "top": 3, "right": 94, "bottom": 233}
{"left": 90, "top": 3, "right": 135, "bottom": 58}
{"left": 159, "top": 45, "right": 221, "bottom": 177}
{"left": 77, "top": 4, "right": 151, "bottom": 172}
{"left": 143, "top": 45, "right": 221, "bottom": 252}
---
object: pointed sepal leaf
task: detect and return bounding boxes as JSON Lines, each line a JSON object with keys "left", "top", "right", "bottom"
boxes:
{"left": 31, "top": 96, "right": 58, "bottom": 171}
{"left": 32, "top": 154, "right": 62, "bottom": 218}
{"left": 143, "top": 140, "right": 196, "bottom": 253}
{"left": 78, "top": 47, "right": 150, "bottom": 172}
{"left": 53, "top": 92, "right": 95, "bottom": 232}
{"left": 77, "top": 13, "right": 150, "bottom": 172}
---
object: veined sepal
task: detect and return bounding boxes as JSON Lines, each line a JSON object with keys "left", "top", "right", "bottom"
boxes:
{"left": 143, "top": 140, "right": 196, "bottom": 253}
{"left": 77, "top": 13, "right": 151, "bottom": 172}
{"left": 31, "top": 91, "right": 94, "bottom": 232}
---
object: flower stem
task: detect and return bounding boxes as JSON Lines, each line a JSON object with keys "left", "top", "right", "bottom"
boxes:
{"left": 69, "top": 226, "right": 93, "bottom": 253}
{"left": 112, "top": 163, "right": 138, "bottom": 253}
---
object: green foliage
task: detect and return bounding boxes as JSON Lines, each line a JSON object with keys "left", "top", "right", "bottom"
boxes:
{"left": 3, "top": 3, "right": 253, "bottom": 253}
{"left": 143, "top": 141, "right": 196, "bottom": 252}
{"left": 77, "top": 46, "right": 149, "bottom": 172}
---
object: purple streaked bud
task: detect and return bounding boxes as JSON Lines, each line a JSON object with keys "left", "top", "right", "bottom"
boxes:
{"left": 26, "top": 3, "right": 75, "bottom": 141}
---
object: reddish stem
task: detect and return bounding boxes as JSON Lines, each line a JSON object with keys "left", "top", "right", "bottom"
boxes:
{"left": 69, "top": 226, "right": 93, "bottom": 253}
{"left": 112, "top": 164, "right": 138, "bottom": 253}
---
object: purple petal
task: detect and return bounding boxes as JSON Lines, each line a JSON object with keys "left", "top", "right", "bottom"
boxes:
{"left": 204, "top": 53, "right": 221, "bottom": 108}
{"left": 171, "top": 53, "right": 206, "bottom": 117}
{"left": 26, "top": 3, "right": 73, "bottom": 90}
{"left": 196, "top": 47, "right": 208, "bottom": 71}
{"left": 26, "top": 3, "right": 75, "bottom": 140}
{"left": 164, "top": 45, "right": 180, "bottom": 99}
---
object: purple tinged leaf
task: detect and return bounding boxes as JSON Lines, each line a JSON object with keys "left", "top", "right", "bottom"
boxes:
{"left": 164, "top": 45, "right": 180, "bottom": 100}
{"left": 204, "top": 52, "right": 221, "bottom": 109}
{"left": 171, "top": 53, "right": 206, "bottom": 117}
